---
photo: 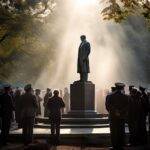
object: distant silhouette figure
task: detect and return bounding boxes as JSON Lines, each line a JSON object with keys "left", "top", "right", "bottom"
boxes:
{"left": 77, "top": 35, "right": 91, "bottom": 82}
{"left": 20, "top": 84, "right": 38, "bottom": 145}
{"left": 106, "top": 83, "right": 129, "bottom": 150}
{"left": 14, "top": 88, "right": 22, "bottom": 128}
{"left": 0, "top": 85, "right": 14, "bottom": 146}
{"left": 63, "top": 87, "right": 70, "bottom": 113}
{"left": 46, "top": 90, "right": 65, "bottom": 142}
{"left": 43, "top": 88, "right": 52, "bottom": 117}
{"left": 35, "top": 89, "right": 42, "bottom": 116}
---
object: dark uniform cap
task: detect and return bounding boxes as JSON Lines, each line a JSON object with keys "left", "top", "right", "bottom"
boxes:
{"left": 115, "top": 82, "right": 125, "bottom": 89}
{"left": 24, "top": 84, "right": 32, "bottom": 91}
{"left": 129, "top": 85, "right": 134, "bottom": 90}
{"left": 111, "top": 87, "right": 116, "bottom": 92}
{"left": 139, "top": 86, "right": 146, "bottom": 91}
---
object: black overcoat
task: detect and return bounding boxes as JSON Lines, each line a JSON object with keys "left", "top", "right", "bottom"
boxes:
{"left": 77, "top": 41, "right": 91, "bottom": 73}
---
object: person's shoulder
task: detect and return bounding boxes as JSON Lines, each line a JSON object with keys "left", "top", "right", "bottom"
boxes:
{"left": 58, "top": 97, "right": 63, "bottom": 101}
{"left": 120, "top": 93, "right": 129, "bottom": 100}
{"left": 48, "top": 96, "right": 55, "bottom": 103}
{"left": 49, "top": 96, "right": 54, "bottom": 100}
{"left": 86, "top": 41, "right": 90, "bottom": 45}
{"left": 109, "top": 91, "right": 116, "bottom": 97}
{"left": 106, "top": 93, "right": 111, "bottom": 98}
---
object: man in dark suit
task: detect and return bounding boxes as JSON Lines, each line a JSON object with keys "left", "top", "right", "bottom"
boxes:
{"left": 77, "top": 35, "right": 91, "bottom": 82}
{"left": 0, "top": 84, "right": 14, "bottom": 146}
{"left": 106, "top": 83, "right": 129, "bottom": 150}
{"left": 20, "top": 84, "right": 38, "bottom": 145}
{"left": 47, "top": 90, "right": 65, "bottom": 140}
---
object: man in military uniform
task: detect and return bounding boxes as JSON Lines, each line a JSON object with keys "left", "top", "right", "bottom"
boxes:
{"left": 47, "top": 90, "right": 65, "bottom": 142}
{"left": 77, "top": 35, "right": 91, "bottom": 82}
{"left": 139, "top": 86, "right": 149, "bottom": 144}
{"left": 128, "top": 88, "right": 141, "bottom": 146}
{"left": 106, "top": 83, "right": 129, "bottom": 150}
{"left": 106, "top": 87, "right": 116, "bottom": 112}
{"left": 20, "top": 84, "right": 38, "bottom": 145}
{"left": 0, "top": 84, "right": 14, "bottom": 146}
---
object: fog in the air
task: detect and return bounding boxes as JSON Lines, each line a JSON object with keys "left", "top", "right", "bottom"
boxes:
{"left": 35, "top": 0, "right": 146, "bottom": 91}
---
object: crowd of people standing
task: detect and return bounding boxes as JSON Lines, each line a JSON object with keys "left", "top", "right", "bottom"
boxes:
{"left": 0, "top": 84, "right": 67, "bottom": 147}
{"left": 0, "top": 82, "right": 150, "bottom": 149}
{"left": 106, "top": 83, "right": 150, "bottom": 150}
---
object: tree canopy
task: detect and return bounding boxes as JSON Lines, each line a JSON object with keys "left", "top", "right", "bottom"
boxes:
{"left": 0, "top": 0, "right": 149, "bottom": 84}
{"left": 0, "top": 0, "right": 56, "bottom": 83}
{"left": 0, "top": 0, "right": 56, "bottom": 43}
{"left": 101, "top": 0, "right": 150, "bottom": 29}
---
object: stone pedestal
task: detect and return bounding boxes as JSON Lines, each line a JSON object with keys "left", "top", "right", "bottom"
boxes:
{"left": 66, "top": 81, "right": 100, "bottom": 118}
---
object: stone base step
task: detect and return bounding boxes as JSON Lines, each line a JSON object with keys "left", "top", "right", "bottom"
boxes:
{"left": 34, "top": 123, "right": 109, "bottom": 129}
{"left": 10, "top": 127, "right": 111, "bottom": 146}
{"left": 36, "top": 117, "right": 109, "bottom": 124}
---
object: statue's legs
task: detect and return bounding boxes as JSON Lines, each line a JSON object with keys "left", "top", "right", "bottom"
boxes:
{"left": 80, "top": 73, "right": 88, "bottom": 82}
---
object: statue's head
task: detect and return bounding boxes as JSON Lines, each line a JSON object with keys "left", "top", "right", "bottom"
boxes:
{"left": 80, "top": 35, "right": 86, "bottom": 42}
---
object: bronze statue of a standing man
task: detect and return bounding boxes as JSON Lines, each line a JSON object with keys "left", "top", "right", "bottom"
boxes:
{"left": 77, "top": 35, "right": 91, "bottom": 82}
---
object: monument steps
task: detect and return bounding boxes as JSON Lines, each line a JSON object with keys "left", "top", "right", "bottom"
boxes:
{"left": 34, "top": 123, "right": 109, "bottom": 129}
{"left": 36, "top": 117, "right": 109, "bottom": 124}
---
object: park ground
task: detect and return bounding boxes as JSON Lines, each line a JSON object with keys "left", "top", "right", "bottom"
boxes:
{"left": 1, "top": 141, "right": 150, "bottom": 150}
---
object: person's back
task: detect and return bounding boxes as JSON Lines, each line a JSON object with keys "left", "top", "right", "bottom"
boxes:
{"left": 20, "top": 84, "right": 38, "bottom": 145}
{"left": 108, "top": 91, "right": 128, "bottom": 119}
{"left": 47, "top": 95, "right": 65, "bottom": 118}
{"left": 46, "top": 90, "right": 65, "bottom": 142}
{"left": 105, "top": 87, "right": 116, "bottom": 112}
{"left": 106, "top": 83, "right": 128, "bottom": 150}
{"left": 20, "top": 92, "right": 37, "bottom": 118}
